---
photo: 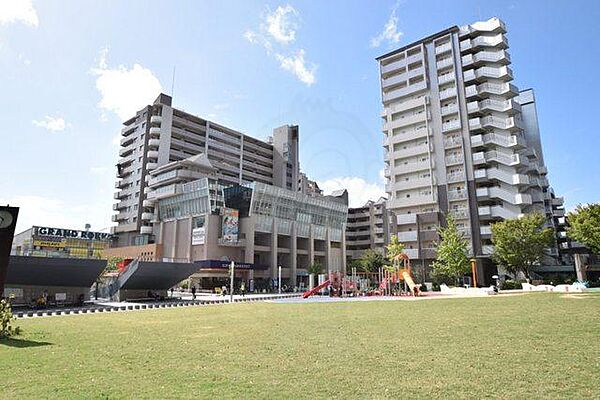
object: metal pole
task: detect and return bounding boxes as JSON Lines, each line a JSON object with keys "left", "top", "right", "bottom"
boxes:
{"left": 230, "top": 261, "right": 234, "bottom": 303}
{"left": 278, "top": 265, "right": 282, "bottom": 294}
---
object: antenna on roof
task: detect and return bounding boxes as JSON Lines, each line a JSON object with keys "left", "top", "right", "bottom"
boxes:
{"left": 171, "top": 66, "right": 176, "bottom": 98}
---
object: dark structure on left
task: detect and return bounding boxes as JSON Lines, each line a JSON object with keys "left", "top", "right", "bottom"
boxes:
{"left": 0, "top": 205, "right": 19, "bottom": 297}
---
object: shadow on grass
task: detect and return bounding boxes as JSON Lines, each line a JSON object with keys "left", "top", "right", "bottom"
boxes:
{"left": 0, "top": 338, "right": 52, "bottom": 348}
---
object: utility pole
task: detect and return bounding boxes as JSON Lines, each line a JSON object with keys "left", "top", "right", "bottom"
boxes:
{"left": 229, "top": 261, "right": 234, "bottom": 303}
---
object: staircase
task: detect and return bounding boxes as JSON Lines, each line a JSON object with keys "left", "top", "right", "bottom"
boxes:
{"left": 109, "top": 258, "right": 141, "bottom": 300}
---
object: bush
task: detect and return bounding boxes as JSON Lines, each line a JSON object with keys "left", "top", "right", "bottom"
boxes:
{"left": 0, "top": 299, "right": 20, "bottom": 339}
{"left": 500, "top": 280, "right": 523, "bottom": 290}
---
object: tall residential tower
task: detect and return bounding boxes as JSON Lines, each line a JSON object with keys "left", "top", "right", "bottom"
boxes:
{"left": 378, "top": 17, "right": 562, "bottom": 276}
{"left": 112, "top": 94, "right": 300, "bottom": 247}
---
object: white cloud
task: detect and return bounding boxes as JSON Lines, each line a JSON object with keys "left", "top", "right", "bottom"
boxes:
{"left": 265, "top": 4, "right": 299, "bottom": 44}
{"left": 90, "top": 47, "right": 162, "bottom": 121}
{"left": 276, "top": 50, "right": 316, "bottom": 86}
{"left": 318, "top": 176, "right": 386, "bottom": 208}
{"left": 18, "top": 53, "right": 31, "bottom": 65}
{"left": 370, "top": 2, "right": 403, "bottom": 48}
{"left": 244, "top": 4, "right": 316, "bottom": 86}
{"left": 0, "top": 195, "right": 111, "bottom": 234}
{"left": 0, "top": 0, "right": 38, "bottom": 27}
{"left": 32, "top": 115, "right": 67, "bottom": 132}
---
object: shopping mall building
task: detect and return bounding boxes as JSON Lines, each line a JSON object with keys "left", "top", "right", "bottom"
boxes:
{"left": 107, "top": 178, "right": 348, "bottom": 291}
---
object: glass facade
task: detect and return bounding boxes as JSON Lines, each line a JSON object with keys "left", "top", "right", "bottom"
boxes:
{"left": 250, "top": 182, "right": 348, "bottom": 229}
{"left": 158, "top": 178, "right": 224, "bottom": 221}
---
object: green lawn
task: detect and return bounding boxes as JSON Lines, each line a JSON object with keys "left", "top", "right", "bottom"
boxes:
{"left": 1, "top": 293, "right": 599, "bottom": 399}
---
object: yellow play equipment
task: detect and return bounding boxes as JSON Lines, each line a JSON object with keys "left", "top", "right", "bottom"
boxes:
{"left": 392, "top": 253, "right": 421, "bottom": 296}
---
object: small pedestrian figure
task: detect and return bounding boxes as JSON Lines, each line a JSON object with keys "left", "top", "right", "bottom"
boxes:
{"left": 240, "top": 282, "right": 246, "bottom": 297}
{"left": 191, "top": 285, "right": 197, "bottom": 300}
{"left": 170, "top": 287, "right": 174, "bottom": 298}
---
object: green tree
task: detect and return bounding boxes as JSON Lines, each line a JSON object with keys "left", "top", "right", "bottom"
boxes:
{"left": 357, "top": 249, "right": 386, "bottom": 273}
{"left": 491, "top": 212, "right": 554, "bottom": 280}
{"left": 567, "top": 203, "right": 600, "bottom": 255}
{"left": 431, "top": 214, "right": 470, "bottom": 284}
{"left": 386, "top": 235, "right": 405, "bottom": 264}
{"left": 104, "top": 256, "right": 124, "bottom": 272}
{"left": 307, "top": 262, "right": 323, "bottom": 276}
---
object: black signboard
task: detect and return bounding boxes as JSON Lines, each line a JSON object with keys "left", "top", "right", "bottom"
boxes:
{"left": 0, "top": 206, "right": 19, "bottom": 296}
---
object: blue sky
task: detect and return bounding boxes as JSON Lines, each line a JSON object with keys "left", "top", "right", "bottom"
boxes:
{"left": 1, "top": 0, "right": 599, "bottom": 233}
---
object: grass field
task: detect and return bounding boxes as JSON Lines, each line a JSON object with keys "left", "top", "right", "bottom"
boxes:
{"left": 1, "top": 293, "right": 599, "bottom": 399}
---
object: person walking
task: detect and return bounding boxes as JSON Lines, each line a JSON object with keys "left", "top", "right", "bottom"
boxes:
{"left": 240, "top": 282, "right": 246, "bottom": 297}
{"left": 191, "top": 285, "right": 197, "bottom": 300}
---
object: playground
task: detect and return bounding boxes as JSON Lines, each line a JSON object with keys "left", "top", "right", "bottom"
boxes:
{"left": 2, "top": 292, "right": 598, "bottom": 399}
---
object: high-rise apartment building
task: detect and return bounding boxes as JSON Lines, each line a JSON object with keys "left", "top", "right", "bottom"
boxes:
{"left": 112, "top": 93, "right": 300, "bottom": 247}
{"left": 377, "top": 17, "right": 562, "bottom": 276}
{"left": 346, "top": 198, "right": 396, "bottom": 261}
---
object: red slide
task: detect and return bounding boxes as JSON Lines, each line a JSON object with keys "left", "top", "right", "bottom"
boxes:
{"left": 303, "top": 280, "right": 330, "bottom": 299}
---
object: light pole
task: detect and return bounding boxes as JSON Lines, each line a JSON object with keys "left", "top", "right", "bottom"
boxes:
{"left": 278, "top": 265, "right": 282, "bottom": 294}
{"left": 229, "top": 261, "right": 235, "bottom": 303}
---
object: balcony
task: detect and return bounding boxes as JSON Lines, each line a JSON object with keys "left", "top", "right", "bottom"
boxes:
{"left": 147, "top": 162, "right": 158, "bottom": 170}
{"left": 380, "top": 53, "right": 423, "bottom": 75}
{"left": 436, "top": 57, "right": 454, "bottom": 70}
{"left": 465, "top": 83, "right": 518, "bottom": 100}
{"left": 438, "top": 73, "right": 455, "bottom": 85}
{"left": 478, "top": 205, "right": 520, "bottom": 220}
{"left": 148, "top": 138, "right": 160, "bottom": 148}
{"left": 476, "top": 186, "right": 532, "bottom": 205}
{"left": 445, "top": 154, "right": 464, "bottom": 166}
{"left": 149, "top": 127, "right": 161, "bottom": 136}
{"left": 381, "top": 66, "right": 426, "bottom": 89}
{"left": 397, "top": 231, "right": 418, "bottom": 242}
{"left": 383, "top": 112, "right": 429, "bottom": 131}
{"left": 147, "top": 150, "right": 159, "bottom": 160}
{"left": 442, "top": 120, "right": 461, "bottom": 133}
{"left": 480, "top": 225, "right": 492, "bottom": 236}
{"left": 111, "top": 213, "right": 128, "bottom": 222}
{"left": 142, "top": 199, "right": 154, "bottom": 207}
{"left": 461, "top": 50, "right": 510, "bottom": 67}
{"left": 448, "top": 189, "right": 468, "bottom": 201}
{"left": 435, "top": 42, "right": 453, "bottom": 55}
{"left": 440, "top": 104, "right": 460, "bottom": 116}
{"left": 385, "top": 127, "right": 430, "bottom": 146}
{"left": 391, "top": 159, "right": 432, "bottom": 174}
{"left": 463, "top": 66, "right": 513, "bottom": 83}
{"left": 443, "top": 136, "right": 463, "bottom": 149}
{"left": 383, "top": 81, "right": 428, "bottom": 103}
{"left": 391, "top": 143, "right": 432, "bottom": 159}
{"left": 150, "top": 115, "right": 162, "bottom": 124}
{"left": 475, "top": 168, "right": 529, "bottom": 186}
{"left": 141, "top": 212, "right": 154, "bottom": 221}
{"left": 439, "top": 87, "right": 458, "bottom": 100}
{"left": 447, "top": 171, "right": 465, "bottom": 183}
{"left": 397, "top": 213, "right": 417, "bottom": 225}
{"left": 140, "top": 226, "right": 153, "bottom": 235}
{"left": 388, "top": 194, "right": 436, "bottom": 208}
{"left": 119, "top": 145, "right": 134, "bottom": 157}
{"left": 460, "top": 32, "right": 508, "bottom": 52}
{"left": 449, "top": 208, "right": 470, "bottom": 220}
{"left": 392, "top": 176, "right": 433, "bottom": 191}
{"left": 472, "top": 150, "right": 520, "bottom": 167}
{"left": 120, "top": 135, "right": 135, "bottom": 147}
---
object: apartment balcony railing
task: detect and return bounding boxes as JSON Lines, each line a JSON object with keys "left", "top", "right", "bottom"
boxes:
{"left": 449, "top": 208, "right": 470, "bottom": 220}
{"left": 149, "top": 127, "right": 161, "bottom": 136}
{"left": 440, "top": 104, "right": 459, "bottom": 116}
{"left": 435, "top": 42, "right": 453, "bottom": 55}
{"left": 442, "top": 119, "right": 461, "bottom": 132}
{"left": 461, "top": 50, "right": 510, "bottom": 67}
{"left": 445, "top": 154, "right": 464, "bottom": 166}
{"left": 444, "top": 136, "right": 462, "bottom": 149}
{"left": 380, "top": 53, "right": 423, "bottom": 75}
{"left": 446, "top": 171, "right": 466, "bottom": 183}
{"left": 448, "top": 190, "right": 468, "bottom": 201}
{"left": 148, "top": 138, "right": 160, "bottom": 148}
{"left": 397, "top": 231, "right": 418, "bottom": 242}
{"left": 396, "top": 213, "right": 417, "bottom": 225}
{"left": 439, "top": 87, "right": 458, "bottom": 100}
{"left": 436, "top": 57, "right": 454, "bottom": 70}
{"left": 438, "top": 73, "right": 455, "bottom": 85}
{"left": 150, "top": 115, "right": 162, "bottom": 124}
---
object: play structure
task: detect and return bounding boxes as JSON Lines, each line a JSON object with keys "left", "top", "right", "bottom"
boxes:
{"left": 378, "top": 253, "right": 421, "bottom": 296}
{"left": 302, "top": 253, "right": 422, "bottom": 298}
